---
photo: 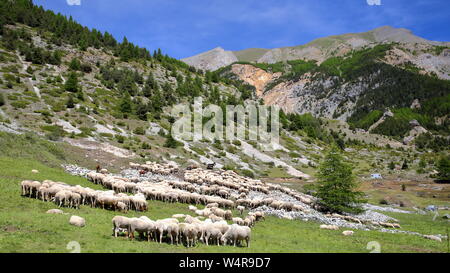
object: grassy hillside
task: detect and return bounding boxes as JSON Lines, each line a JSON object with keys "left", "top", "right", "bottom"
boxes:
{"left": 0, "top": 134, "right": 448, "bottom": 253}
{"left": 0, "top": 156, "right": 448, "bottom": 253}
{"left": 233, "top": 48, "right": 269, "bottom": 63}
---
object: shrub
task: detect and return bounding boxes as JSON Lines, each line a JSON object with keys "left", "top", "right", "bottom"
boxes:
{"left": 115, "top": 135, "right": 125, "bottom": 144}
{"left": 164, "top": 134, "right": 181, "bottom": 149}
{"left": 232, "top": 139, "right": 241, "bottom": 146}
{"left": 99, "top": 133, "right": 113, "bottom": 139}
{"left": 133, "top": 126, "right": 145, "bottom": 135}
{"left": 141, "top": 142, "right": 151, "bottom": 149}
{"left": 10, "top": 100, "right": 29, "bottom": 109}
{"left": 241, "top": 169, "right": 255, "bottom": 178}
{"left": 0, "top": 93, "right": 5, "bottom": 106}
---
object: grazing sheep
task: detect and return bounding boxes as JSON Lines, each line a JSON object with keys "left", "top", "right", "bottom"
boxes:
{"left": 117, "top": 201, "right": 128, "bottom": 213}
{"left": 224, "top": 210, "right": 233, "bottom": 220}
{"left": 128, "top": 218, "right": 149, "bottom": 240}
{"left": 342, "top": 230, "right": 354, "bottom": 236}
{"left": 253, "top": 211, "right": 265, "bottom": 221}
{"left": 21, "top": 180, "right": 33, "bottom": 196}
{"left": 232, "top": 217, "right": 245, "bottom": 226}
{"left": 155, "top": 219, "right": 177, "bottom": 244}
{"left": 221, "top": 224, "right": 251, "bottom": 247}
{"left": 69, "top": 192, "right": 81, "bottom": 209}
{"left": 112, "top": 216, "right": 132, "bottom": 237}
{"left": 204, "top": 227, "right": 222, "bottom": 246}
{"left": 54, "top": 190, "right": 70, "bottom": 207}
{"left": 29, "top": 181, "right": 42, "bottom": 198}
{"left": 237, "top": 205, "right": 245, "bottom": 216}
{"left": 69, "top": 215, "right": 85, "bottom": 227}
{"left": 320, "top": 224, "right": 339, "bottom": 230}
{"left": 379, "top": 222, "right": 396, "bottom": 229}
{"left": 179, "top": 223, "right": 198, "bottom": 247}
{"left": 209, "top": 214, "right": 223, "bottom": 222}
{"left": 166, "top": 222, "right": 180, "bottom": 245}
{"left": 206, "top": 203, "right": 219, "bottom": 208}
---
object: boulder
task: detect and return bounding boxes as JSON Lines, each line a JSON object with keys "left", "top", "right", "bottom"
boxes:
{"left": 31, "top": 169, "right": 39, "bottom": 174}
{"left": 46, "top": 209, "right": 64, "bottom": 214}
{"left": 69, "top": 215, "right": 86, "bottom": 227}
{"left": 410, "top": 99, "right": 421, "bottom": 109}
{"left": 342, "top": 230, "right": 354, "bottom": 236}
{"left": 423, "top": 235, "right": 442, "bottom": 242}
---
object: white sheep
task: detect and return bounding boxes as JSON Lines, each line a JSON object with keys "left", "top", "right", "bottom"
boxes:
{"left": 112, "top": 216, "right": 132, "bottom": 237}
{"left": 220, "top": 224, "right": 251, "bottom": 247}
{"left": 237, "top": 205, "right": 245, "bottom": 216}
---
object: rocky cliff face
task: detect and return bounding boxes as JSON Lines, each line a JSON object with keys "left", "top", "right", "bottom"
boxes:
{"left": 230, "top": 64, "right": 281, "bottom": 97}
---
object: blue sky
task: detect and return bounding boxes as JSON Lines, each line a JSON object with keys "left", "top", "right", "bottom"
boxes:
{"left": 33, "top": 0, "right": 450, "bottom": 59}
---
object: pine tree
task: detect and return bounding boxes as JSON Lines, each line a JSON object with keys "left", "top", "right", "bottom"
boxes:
{"left": 315, "top": 146, "right": 365, "bottom": 214}
{"left": 437, "top": 156, "right": 450, "bottom": 181}
{"left": 388, "top": 161, "right": 396, "bottom": 170}
{"left": 164, "top": 133, "right": 180, "bottom": 149}
{"left": 69, "top": 58, "right": 81, "bottom": 71}
{"left": 65, "top": 72, "right": 78, "bottom": 92}
{"left": 66, "top": 95, "right": 75, "bottom": 108}
{"left": 401, "top": 160, "right": 409, "bottom": 170}
{"left": 0, "top": 93, "right": 5, "bottom": 106}
{"left": 119, "top": 92, "right": 132, "bottom": 114}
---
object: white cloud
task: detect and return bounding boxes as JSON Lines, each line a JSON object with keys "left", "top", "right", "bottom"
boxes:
{"left": 367, "top": 0, "right": 381, "bottom": 6}
{"left": 67, "top": 0, "right": 81, "bottom": 6}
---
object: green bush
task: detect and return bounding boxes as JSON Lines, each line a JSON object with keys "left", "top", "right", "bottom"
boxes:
{"left": 133, "top": 126, "right": 145, "bottom": 135}
{"left": 0, "top": 93, "right": 5, "bottom": 106}
{"left": 10, "top": 100, "right": 29, "bottom": 109}
{"left": 240, "top": 169, "right": 255, "bottom": 178}
{"left": 99, "top": 133, "right": 113, "bottom": 139}
{"left": 115, "top": 135, "right": 125, "bottom": 144}
{"left": 164, "top": 134, "right": 181, "bottom": 149}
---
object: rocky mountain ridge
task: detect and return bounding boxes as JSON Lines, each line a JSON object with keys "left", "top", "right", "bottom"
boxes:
{"left": 182, "top": 26, "right": 450, "bottom": 71}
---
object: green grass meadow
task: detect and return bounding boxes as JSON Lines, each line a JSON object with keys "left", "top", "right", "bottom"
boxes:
{"left": 0, "top": 156, "right": 448, "bottom": 253}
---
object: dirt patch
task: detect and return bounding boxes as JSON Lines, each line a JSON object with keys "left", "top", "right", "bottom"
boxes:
{"left": 3, "top": 225, "right": 19, "bottom": 232}
{"left": 361, "top": 178, "right": 450, "bottom": 206}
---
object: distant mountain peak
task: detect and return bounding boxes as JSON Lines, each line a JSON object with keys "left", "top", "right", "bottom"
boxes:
{"left": 181, "top": 46, "right": 238, "bottom": 71}
{"left": 182, "top": 26, "right": 449, "bottom": 71}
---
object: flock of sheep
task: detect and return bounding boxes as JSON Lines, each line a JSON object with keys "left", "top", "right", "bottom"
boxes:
{"left": 20, "top": 160, "right": 406, "bottom": 249}
{"left": 129, "top": 162, "right": 316, "bottom": 212}
{"left": 20, "top": 180, "right": 148, "bottom": 212}
{"left": 111, "top": 203, "right": 264, "bottom": 247}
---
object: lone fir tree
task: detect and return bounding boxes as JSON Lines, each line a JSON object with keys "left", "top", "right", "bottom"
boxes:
{"left": 437, "top": 156, "right": 450, "bottom": 181}
{"left": 315, "top": 146, "right": 365, "bottom": 214}
{"left": 65, "top": 72, "right": 79, "bottom": 92}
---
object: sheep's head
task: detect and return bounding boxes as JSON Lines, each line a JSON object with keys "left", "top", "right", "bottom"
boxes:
{"left": 220, "top": 235, "right": 227, "bottom": 245}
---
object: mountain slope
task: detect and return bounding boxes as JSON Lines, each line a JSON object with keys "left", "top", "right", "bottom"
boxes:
{"left": 217, "top": 43, "right": 450, "bottom": 145}
{"left": 182, "top": 26, "right": 450, "bottom": 71}
{"left": 181, "top": 47, "right": 238, "bottom": 71}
